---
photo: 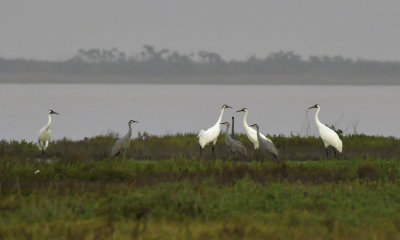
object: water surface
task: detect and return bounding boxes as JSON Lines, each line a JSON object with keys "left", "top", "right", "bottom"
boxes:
{"left": 0, "top": 84, "right": 399, "bottom": 141}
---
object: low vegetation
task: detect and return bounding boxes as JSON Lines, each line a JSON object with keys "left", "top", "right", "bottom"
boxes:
{"left": 1, "top": 133, "right": 400, "bottom": 162}
{"left": 1, "top": 134, "right": 400, "bottom": 239}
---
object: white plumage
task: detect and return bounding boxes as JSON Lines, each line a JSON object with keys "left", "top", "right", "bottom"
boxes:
{"left": 198, "top": 104, "right": 231, "bottom": 156}
{"left": 236, "top": 108, "right": 272, "bottom": 149}
{"left": 111, "top": 120, "right": 138, "bottom": 158}
{"left": 38, "top": 110, "right": 59, "bottom": 154}
{"left": 308, "top": 104, "right": 343, "bottom": 155}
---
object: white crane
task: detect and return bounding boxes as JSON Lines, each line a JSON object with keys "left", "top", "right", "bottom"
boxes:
{"left": 308, "top": 104, "right": 343, "bottom": 158}
{"left": 198, "top": 104, "right": 232, "bottom": 157}
{"left": 111, "top": 120, "right": 138, "bottom": 158}
{"left": 38, "top": 110, "right": 59, "bottom": 154}
{"left": 236, "top": 108, "right": 272, "bottom": 149}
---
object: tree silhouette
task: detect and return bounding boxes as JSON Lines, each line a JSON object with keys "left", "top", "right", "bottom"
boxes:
{"left": 1, "top": 45, "right": 400, "bottom": 84}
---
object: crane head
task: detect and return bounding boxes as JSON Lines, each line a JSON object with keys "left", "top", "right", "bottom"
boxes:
{"left": 236, "top": 108, "right": 248, "bottom": 113}
{"left": 307, "top": 104, "right": 320, "bottom": 110}
{"left": 48, "top": 110, "right": 59, "bottom": 115}
{"left": 129, "top": 120, "right": 139, "bottom": 124}
{"left": 222, "top": 104, "right": 232, "bottom": 109}
{"left": 250, "top": 123, "right": 259, "bottom": 129}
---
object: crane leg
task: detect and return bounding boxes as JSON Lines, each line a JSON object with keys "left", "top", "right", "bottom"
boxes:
{"left": 334, "top": 148, "right": 337, "bottom": 159}
{"left": 38, "top": 140, "right": 45, "bottom": 156}
{"left": 325, "top": 148, "right": 329, "bottom": 159}
{"left": 199, "top": 146, "right": 202, "bottom": 159}
{"left": 114, "top": 151, "right": 120, "bottom": 157}
{"left": 255, "top": 150, "right": 260, "bottom": 161}
{"left": 212, "top": 145, "right": 216, "bottom": 159}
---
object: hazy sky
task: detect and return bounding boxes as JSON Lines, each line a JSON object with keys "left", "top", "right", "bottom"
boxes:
{"left": 1, "top": 0, "right": 400, "bottom": 61}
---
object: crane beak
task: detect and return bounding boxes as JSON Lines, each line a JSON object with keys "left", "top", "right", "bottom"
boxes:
{"left": 53, "top": 112, "right": 60, "bottom": 115}
{"left": 307, "top": 105, "right": 317, "bottom": 110}
{"left": 236, "top": 109, "right": 244, "bottom": 112}
{"left": 225, "top": 105, "right": 232, "bottom": 109}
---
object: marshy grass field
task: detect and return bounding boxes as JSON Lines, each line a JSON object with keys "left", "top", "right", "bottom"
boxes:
{"left": 1, "top": 134, "right": 400, "bottom": 239}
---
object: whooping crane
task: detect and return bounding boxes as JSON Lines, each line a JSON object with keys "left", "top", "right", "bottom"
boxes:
{"left": 308, "top": 104, "right": 343, "bottom": 158}
{"left": 236, "top": 108, "right": 272, "bottom": 149}
{"left": 38, "top": 110, "right": 59, "bottom": 155}
{"left": 198, "top": 104, "right": 232, "bottom": 158}
{"left": 111, "top": 120, "right": 138, "bottom": 158}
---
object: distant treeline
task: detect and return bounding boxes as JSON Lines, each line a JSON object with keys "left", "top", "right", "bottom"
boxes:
{"left": 0, "top": 46, "right": 399, "bottom": 84}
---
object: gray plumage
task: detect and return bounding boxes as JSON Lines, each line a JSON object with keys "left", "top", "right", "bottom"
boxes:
{"left": 111, "top": 120, "right": 138, "bottom": 157}
{"left": 251, "top": 123, "right": 278, "bottom": 159}
{"left": 221, "top": 122, "right": 247, "bottom": 157}
{"left": 231, "top": 116, "right": 237, "bottom": 140}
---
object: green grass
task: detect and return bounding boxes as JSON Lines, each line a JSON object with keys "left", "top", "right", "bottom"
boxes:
{"left": 1, "top": 133, "right": 400, "bottom": 161}
{"left": 1, "top": 134, "right": 400, "bottom": 239}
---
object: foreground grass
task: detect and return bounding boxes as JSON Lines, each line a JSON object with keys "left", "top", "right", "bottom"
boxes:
{"left": 3, "top": 180, "right": 400, "bottom": 239}
{"left": 1, "top": 158, "right": 400, "bottom": 239}
{"left": 1, "top": 135, "right": 400, "bottom": 239}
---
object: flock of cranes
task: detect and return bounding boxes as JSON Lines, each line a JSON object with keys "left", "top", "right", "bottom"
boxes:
{"left": 197, "top": 104, "right": 342, "bottom": 160}
{"left": 198, "top": 105, "right": 280, "bottom": 160}
{"left": 37, "top": 104, "right": 343, "bottom": 160}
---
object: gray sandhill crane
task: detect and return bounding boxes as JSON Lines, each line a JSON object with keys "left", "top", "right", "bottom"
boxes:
{"left": 236, "top": 108, "right": 272, "bottom": 149}
{"left": 231, "top": 116, "right": 237, "bottom": 140}
{"left": 250, "top": 123, "right": 278, "bottom": 160}
{"left": 220, "top": 121, "right": 247, "bottom": 157}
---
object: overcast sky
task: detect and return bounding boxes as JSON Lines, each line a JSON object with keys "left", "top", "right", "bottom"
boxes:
{"left": 1, "top": 0, "right": 400, "bottom": 61}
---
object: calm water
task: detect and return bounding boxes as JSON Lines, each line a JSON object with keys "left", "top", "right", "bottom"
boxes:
{"left": 0, "top": 84, "right": 399, "bottom": 141}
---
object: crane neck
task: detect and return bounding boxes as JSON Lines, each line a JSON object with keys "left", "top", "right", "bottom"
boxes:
{"left": 224, "top": 124, "right": 230, "bottom": 135}
{"left": 231, "top": 117, "right": 235, "bottom": 135}
{"left": 314, "top": 107, "right": 323, "bottom": 128}
{"left": 127, "top": 122, "right": 133, "bottom": 137}
{"left": 45, "top": 114, "right": 52, "bottom": 130}
{"left": 242, "top": 111, "right": 250, "bottom": 129}
{"left": 216, "top": 108, "right": 225, "bottom": 125}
